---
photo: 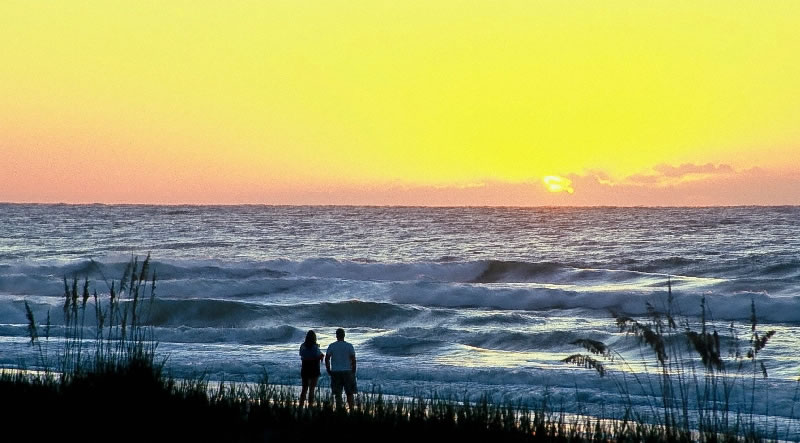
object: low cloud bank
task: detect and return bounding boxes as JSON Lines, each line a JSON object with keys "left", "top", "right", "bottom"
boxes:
{"left": 277, "top": 163, "right": 799, "bottom": 206}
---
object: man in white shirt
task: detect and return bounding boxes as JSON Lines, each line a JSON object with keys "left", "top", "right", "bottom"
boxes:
{"left": 325, "top": 328, "right": 357, "bottom": 410}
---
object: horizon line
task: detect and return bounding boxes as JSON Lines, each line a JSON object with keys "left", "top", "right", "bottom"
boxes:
{"left": 2, "top": 201, "right": 798, "bottom": 209}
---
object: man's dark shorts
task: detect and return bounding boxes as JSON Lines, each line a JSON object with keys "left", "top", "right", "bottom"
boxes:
{"left": 330, "top": 371, "right": 357, "bottom": 396}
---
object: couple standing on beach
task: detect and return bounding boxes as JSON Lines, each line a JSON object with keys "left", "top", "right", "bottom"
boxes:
{"left": 299, "top": 328, "right": 357, "bottom": 410}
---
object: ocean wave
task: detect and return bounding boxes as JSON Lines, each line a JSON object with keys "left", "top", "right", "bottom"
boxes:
{"left": 365, "top": 335, "right": 446, "bottom": 356}
{"left": 0, "top": 291, "right": 435, "bottom": 329}
{"left": 459, "top": 312, "right": 542, "bottom": 326}
{"left": 390, "top": 283, "right": 800, "bottom": 323}
{"left": 2, "top": 257, "right": 798, "bottom": 324}
{"left": 365, "top": 326, "right": 610, "bottom": 354}
{"left": 470, "top": 261, "right": 564, "bottom": 283}
{"left": 155, "top": 325, "right": 305, "bottom": 345}
{"left": 134, "top": 298, "right": 429, "bottom": 329}
{"left": 752, "top": 260, "right": 800, "bottom": 278}
{"left": 623, "top": 257, "right": 706, "bottom": 274}
{"left": 3, "top": 255, "right": 796, "bottom": 288}
{"left": 146, "top": 299, "right": 430, "bottom": 329}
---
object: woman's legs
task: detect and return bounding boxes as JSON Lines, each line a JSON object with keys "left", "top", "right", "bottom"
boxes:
{"left": 307, "top": 376, "right": 319, "bottom": 406}
{"left": 299, "top": 377, "right": 309, "bottom": 407}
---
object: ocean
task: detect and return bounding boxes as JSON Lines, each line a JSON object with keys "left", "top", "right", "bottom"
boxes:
{"left": 1, "top": 205, "right": 799, "bottom": 428}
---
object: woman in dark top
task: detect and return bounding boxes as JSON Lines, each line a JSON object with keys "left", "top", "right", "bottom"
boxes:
{"left": 299, "top": 329, "right": 324, "bottom": 407}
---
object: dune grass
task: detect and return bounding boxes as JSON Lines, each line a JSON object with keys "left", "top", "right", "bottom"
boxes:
{"left": 2, "top": 260, "right": 796, "bottom": 442}
{"left": 563, "top": 279, "right": 795, "bottom": 442}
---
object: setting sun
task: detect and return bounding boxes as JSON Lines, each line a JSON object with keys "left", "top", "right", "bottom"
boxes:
{"left": 543, "top": 176, "right": 574, "bottom": 194}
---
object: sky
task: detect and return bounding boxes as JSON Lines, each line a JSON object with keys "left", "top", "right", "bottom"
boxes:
{"left": 1, "top": 1, "right": 799, "bottom": 205}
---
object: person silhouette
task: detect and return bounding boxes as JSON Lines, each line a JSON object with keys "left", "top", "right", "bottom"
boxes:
{"left": 325, "top": 328, "right": 357, "bottom": 410}
{"left": 298, "top": 329, "right": 324, "bottom": 407}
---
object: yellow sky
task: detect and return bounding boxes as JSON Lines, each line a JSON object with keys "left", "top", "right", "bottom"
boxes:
{"left": 1, "top": 1, "right": 799, "bottom": 204}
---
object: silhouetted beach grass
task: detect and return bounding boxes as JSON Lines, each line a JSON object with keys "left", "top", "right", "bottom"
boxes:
{"left": 2, "top": 258, "right": 797, "bottom": 442}
{"left": 0, "top": 365, "right": 709, "bottom": 443}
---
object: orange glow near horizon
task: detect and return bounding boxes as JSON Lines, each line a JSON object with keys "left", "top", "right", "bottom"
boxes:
{"left": 1, "top": 1, "right": 799, "bottom": 205}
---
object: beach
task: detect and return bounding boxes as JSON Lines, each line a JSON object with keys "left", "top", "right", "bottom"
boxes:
{"left": 1, "top": 204, "right": 799, "bottom": 439}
